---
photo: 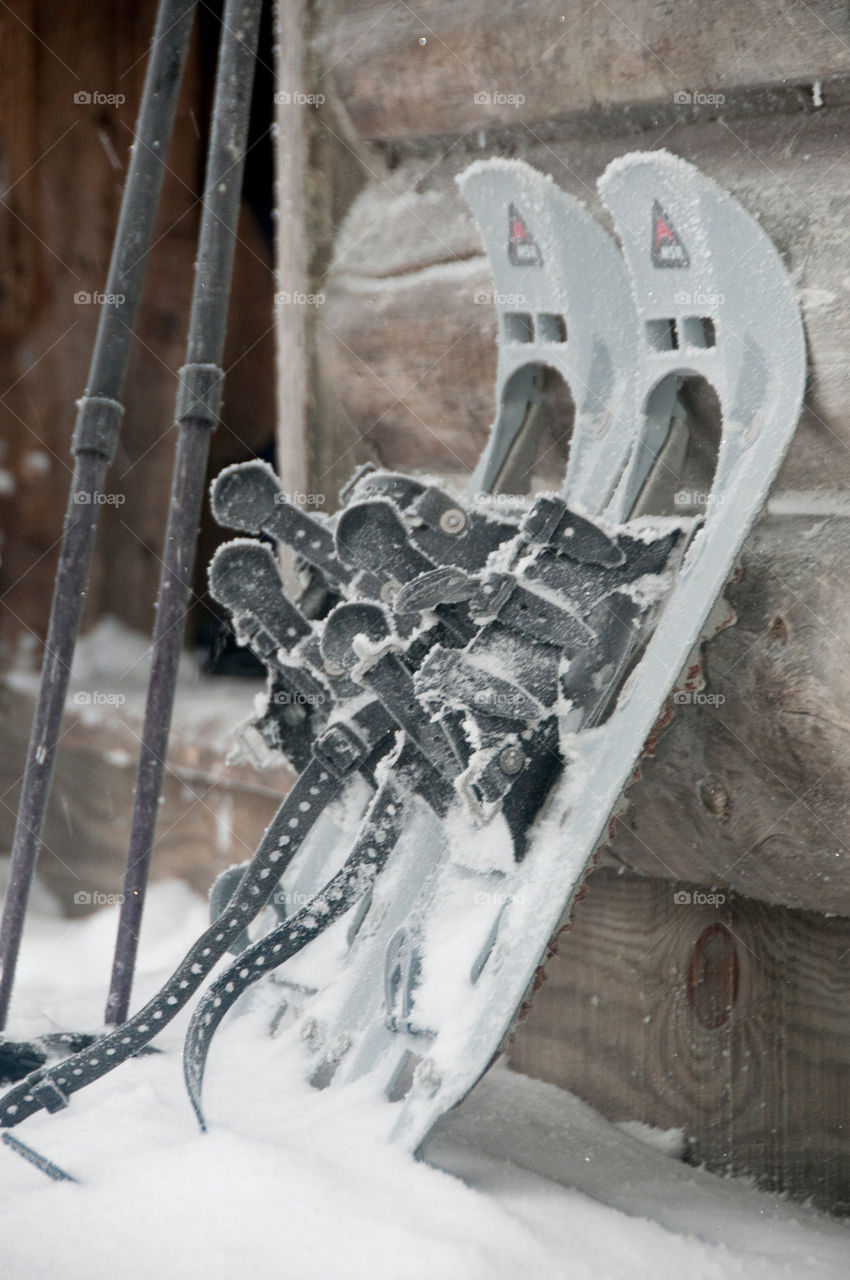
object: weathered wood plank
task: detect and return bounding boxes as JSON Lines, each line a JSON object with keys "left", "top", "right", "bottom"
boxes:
{"left": 317, "top": 0, "right": 850, "bottom": 141}
{"left": 603, "top": 511, "right": 850, "bottom": 916}
{"left": 509, "top": 866, "right": 850, "bottom": 1213}
{"left": 318, "top": 105, "right": 850, "bottom": 494}
{"left": 271, "top": 1, "right": 375, "bottom": 577}
{"left": 318, "top": 263, "right": 498, "bottom": 479}
{"left": 0, "top": 681, "right": 293, "bottom": 911}
{"left": 0, "top": 0, "right": 42, "bottom": 342}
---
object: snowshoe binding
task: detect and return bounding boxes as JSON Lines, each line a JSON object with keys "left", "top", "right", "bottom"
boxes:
{"left": 0, "top": 153, "right": 805, "bottom": 1158}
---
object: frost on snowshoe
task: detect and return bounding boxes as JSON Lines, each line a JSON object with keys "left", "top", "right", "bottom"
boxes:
{"left": 183, "top": 471, "right": 691, "bottom": 1126}
{"left": 0, "top": 152, "right": 804, "bottom": 1155}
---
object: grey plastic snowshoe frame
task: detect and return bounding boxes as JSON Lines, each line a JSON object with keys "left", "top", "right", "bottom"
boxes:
{"left": 267, "top": 149, "right": 803, "bottom": 1152}
{"left": 0, "top": 152, "right": 805, "bottom": 1159}
{"left": 203, "top": 153, "right": 805, "bottom": 1149}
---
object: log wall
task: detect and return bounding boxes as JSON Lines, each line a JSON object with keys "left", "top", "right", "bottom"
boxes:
{"left": 297, "top": 0, "right": 850, "bottom": 1208}
{"left": 303, "top": 8, "right": 850, "bottom": 918}
{"left": 510, "top": 866, "right": 850, "bottom": 1213}
{"left": 318, "top": 0, "right": 850, "bottom": 141}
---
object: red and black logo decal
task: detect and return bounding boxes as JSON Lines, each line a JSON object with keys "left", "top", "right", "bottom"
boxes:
{"left": 651, "top": 200, "right": 689, "bottom": 268}
{"left": 508, "top": 203, "right": 543, "bottom": 267}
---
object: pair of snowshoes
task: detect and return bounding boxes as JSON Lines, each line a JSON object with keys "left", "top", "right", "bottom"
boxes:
{"left": 0, "top": 152, "right": 804, "bottom": 1158}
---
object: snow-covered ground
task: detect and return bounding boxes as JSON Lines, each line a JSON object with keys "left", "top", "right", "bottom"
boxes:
{"left": 0, "top": 878, "right": 847, "bottom": 1280}
{"left": 8, "top": 616, "right": 267, "bottom": 758}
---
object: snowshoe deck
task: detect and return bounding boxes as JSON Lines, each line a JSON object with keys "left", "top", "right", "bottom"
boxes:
{"left": 0, "top": 153, "right": 805, "bottom": 1158}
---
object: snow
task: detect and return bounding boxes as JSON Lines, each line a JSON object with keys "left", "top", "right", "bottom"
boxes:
{"left": 333, "top": 256, "right": 488, "bottom": 294}
{"left": 8, "top": 616, "right": 269, "bottom": 760}
{"left": 615, "top": 1118, "right": 686, "bottom": 1159}
{"left": 766, "top": 489, "right": 850, "bottom": 518}
{"left": 0, "top": 884, "right": 847, "bottom": 1279}
{"left": 597, "top": 147, "right": 719, "bottom": 203}
{"left": 23, "top": 450, "right": 51, "bottom": 476}
{"left": 458, "top": 155, "right": 558, "bottom": 195}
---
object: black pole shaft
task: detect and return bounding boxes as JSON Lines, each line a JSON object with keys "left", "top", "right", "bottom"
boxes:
{"left": 104, "top": 0, "right": 263, "bottom": 1026}
{"left": 0, "top": 0, "right": 199, "bottom": 1031}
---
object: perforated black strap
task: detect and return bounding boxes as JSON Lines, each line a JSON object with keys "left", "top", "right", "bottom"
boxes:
{"left": 0, "top": 757, "right": 347, "bottom": 1129}
{"left": 184, "top": 773, "right": 411, "bottom": 1128}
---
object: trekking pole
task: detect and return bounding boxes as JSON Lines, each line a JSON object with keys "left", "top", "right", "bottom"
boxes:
{"left": 104, "top": 0, "right": 264, "bottom": 1026}
{"left": 0, "top": 0, "right": 199, "bottom": 1031}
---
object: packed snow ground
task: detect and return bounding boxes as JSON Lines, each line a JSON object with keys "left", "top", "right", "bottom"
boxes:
{"left": 0, "top": 876, "right": 847, "bottom": 1280}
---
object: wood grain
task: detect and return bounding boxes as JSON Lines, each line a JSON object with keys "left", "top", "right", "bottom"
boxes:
{"left": 316, "top": 0, "right": 850, "bottom": 142}
{"left": 509, "top": 866, "right": 850, "bottom": 1212}
{"left": 603, "top": 512, "right": 850, "bottom": 916}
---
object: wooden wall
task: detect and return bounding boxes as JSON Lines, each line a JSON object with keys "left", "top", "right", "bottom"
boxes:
{"left": 510, "top": 867, "right": 850, "bottom": 1213}
{"left": 3, "top": 0, "right": 850, "bottom": 1213}
{"left": 293, "top": 0, "right": 850, "bottom": 1209}
{"left": 0, "top": 1, "right": 276, "bottom": 656}
{"left": 0, "top": 1, "right": 285, "bottom": 1040}
{"left": 0, "top": 5, "right": 280, "bottom": 926}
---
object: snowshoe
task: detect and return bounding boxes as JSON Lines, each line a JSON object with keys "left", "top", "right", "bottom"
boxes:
{"left": 0, "top": 153, "right": 805, "bottom": 1158}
